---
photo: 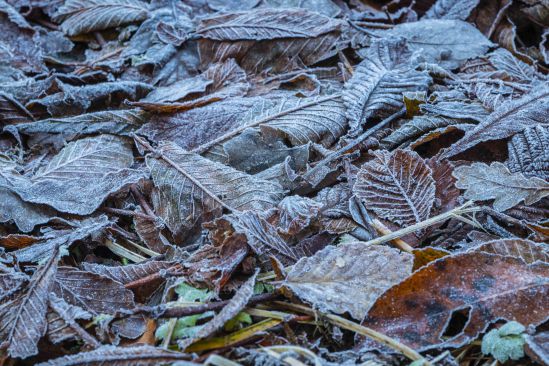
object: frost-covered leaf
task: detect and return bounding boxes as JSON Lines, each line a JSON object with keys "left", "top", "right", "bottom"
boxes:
{"left": 507, "top": 125, "right": 549, "bottom": 180}
{"left": 27, "top": 81, "right": 152, "bottom": 117}
{"left": 423, "top": 0, "right": 480, "bottom": 20}
{"left": 353, "top": 149, "right": 435, "bottom": 227}
{"left": 387, "top": 19, "right": 493, "bottom": 69}
{"left": 482, "top": 321, "right": 526, "bottom": 363}
{"left": 47, "top": 294, "right": 94, "bottom": 345}
{"left": 196, "top": 8, "right": 342, "bottom": 41}
{"left": 360, "top": 242, "right": 549, "bottom": 350}
{"left": 284, "top": 243, "right": 413, "bottom": 320}
{"left": 8, "top": 109, "right": 148, "bottom": 137}
{"left": 0, "top": 250, "right": 58, "bottom": 358}
{"left": 36, "top": 345, "right": 194, "bottom": 366}
{"left": 53, "top": 267, "right": 135, "bottom": 315}
{"left": 2, "top": 135, "right": 145, "bottom": 215}
{"left": 442, "top": 85, "right": 549, "bottom": 159}
{"left": 198, "top": 95, "right": 347, "bottom": 156}
{"left": 381, "top": 115, "right": 464, "bottom": 149}
{"left": 488, "top": 48, "right": 537, "bottom": 81}
{"left": 474, "top": 239, "right": 548, "bottom": 264}
{"left": 420, "top": 101, "right": 489, "bottom": 122}
{"left": 179, "top": 271, "right": 257, "bottom": 349}
{"left": 0, "top": 92, "right": 34, "bottom": 124}
{"left": 138, "top": 97, "right": 261, "bottom": 151}
{"left": 197, "top": 9, "right": 344, "bottom": 73}
{"left": 13, "top": 215, "right": 111, "bottom": 263}
{"left": 146, "top": 142, "right": 283, "bottom": 235}
{"left": 53, "top": 0, "right": 150, "bottom": 36}
{"left": 343, "top": 37, "right": 431, "bottom": 133}
{"left": 208, "top": 212, "right": 301, "bottom": 267}
{"left": 453, "top": 162, "right": 549, "bottom": 212}
{"left": 81, "top": 260, "right": 175, "bottom": 285}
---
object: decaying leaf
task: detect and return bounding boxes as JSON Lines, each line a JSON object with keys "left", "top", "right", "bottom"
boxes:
{"left": 423, "top": 0, "right": 480, "bottom": 20}
{"left": 53, "top": 267, "right": 135, "bottom": 315}
{"left": 343, "top": 37, "right": 431, "bottom": 133}
{"left": 353, "top": 149, "right": 436, "bottom": 227}
{"left": 442, "top": 85, "right": 549, "bottom": 159}
{"left": 81, "top": 260, "right": 175, "bottom": 285}
{"left": 1, "top": 135, "right": 145, "bottom": 215}
{"left": 146, "top": 141, "right": 283, "bottom": 235}
{"left": 53, "top": 0, "right": 149, "bottom": 36}
{"left": 507, "top": 125, "right": 549, "bottom": 180}
{"left": 361, "top": 240, "right": 549, "bottom": 350}
{"left": 13, "top": 215, "right": 111, "bottom": 263}
{"left": 36, "top": 345, "right": 194, "bottom": 366}
{"left": 387, "top": 19, "right": 493, "bottom": 69}
{"left": 284, "top": 243, "right": 413, "bottom": 320}
{"left": 0, "top": 250, "right": 58, "bottom": 358}
{"left": 453, "top": 162, "right": 549, "bottom": 212}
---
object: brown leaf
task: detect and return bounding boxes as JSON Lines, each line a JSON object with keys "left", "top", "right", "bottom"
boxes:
{"left": 0, "top": 250, "right": 58, "bottom": 358}
{"left": 361, "top": 241, "right": 549, "bottom": 350}
{"left": 353, "top": 149, "right": 436, "bottom": 227}
{"left": 53, "top": 267, "right": 135, "bottom": 315}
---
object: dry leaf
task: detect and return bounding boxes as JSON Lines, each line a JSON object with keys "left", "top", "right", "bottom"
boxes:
{"left": 284, "top": 243, "right": 413, "bottom": 320}
{"left": 453, "top": 162, "right": 549, "bottom": 211}
{"left": 353, "top": 149, "right": 435, "bottom": 227}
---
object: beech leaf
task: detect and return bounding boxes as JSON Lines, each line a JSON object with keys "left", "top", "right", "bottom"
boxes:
{"left": 284, "top": 243, "right": 413, "bottom": 320}
{"left": 353, "top": 149, "right": 436, "bottom": 227}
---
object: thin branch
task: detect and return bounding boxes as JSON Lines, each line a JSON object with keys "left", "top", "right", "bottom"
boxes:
{"left": 274, "top": 301, "right": 428, "bottom": 364}
{"left": 303, "top": 108, "right": 405, "bottom": 181}
{"left": 348, "top": 202, "right": 481, "bottom": 247}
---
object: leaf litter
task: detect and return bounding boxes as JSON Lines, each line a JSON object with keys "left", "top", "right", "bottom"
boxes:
{"left": 0, "top": 0, "right": 548, "bottom": 365}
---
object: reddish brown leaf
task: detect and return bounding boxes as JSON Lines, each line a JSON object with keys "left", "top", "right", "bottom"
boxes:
{"left": 361, "top": 241, "right": 549, "bottom": 350}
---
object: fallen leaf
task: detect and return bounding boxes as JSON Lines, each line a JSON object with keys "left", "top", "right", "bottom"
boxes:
{"left": 284, "top": 243, "right": 413, "bottom": 320}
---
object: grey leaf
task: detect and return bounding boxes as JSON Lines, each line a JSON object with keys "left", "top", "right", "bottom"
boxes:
{"left": 0, "top": 250, "right": 58, "bottom": 358}
{"left": 454, "top": 162, "right": 549, "bottom": 212}
{"left": 442, "top": 85, "right": 549, "bottom": 159}
{"left": 53, "top": 267, "right": 135, "bottom": 315}
{"left": 381, "top": 114, "right": 466, "bottom": 149}
{"left": 420, "top": 101, "right": 489, "bottom": 122}
{"left": 53, "top": 0, "right": 150, "bottom": 36}
{"left": 353, "top": 149, "right": 436, "bottom": 227}
{"left": 14, "top": 215, "right": 112, "bottom": 263}
{"left": 196, "top": 8, "right": 342, "bottom": 41}
{"left": 36, "top": 345, "right": 194, "bottom": 366}
{"left": 387, "top": 19, "right": 493, "bottom": 69}
{"left": 138, "top": 97, "right": 261, "bottom": 151}
{"left": 81, "top": 260, "right": 175, "bottom": 285}
{"left": 507, "top": 125, "right": 549, "bottom": 180}
{"left": 2, "top": 135, "right": 145, "bottom": 215}
{"left": 423, "top": 0, "right": 480, "bottom": 20}
{"left": 7, "top": 109, "right": 148, "bottom": 137}
{"left": 488, "top": 48, "right": 537, "bottom": 81}
{"left": 284, "top": 243, "right": 413, "bottom": 320}
{"left": 146, "top": 142, "right": 284, "bottom": 235}
{"left": 343, "top": 37, "right": 431, "bottom": 133}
